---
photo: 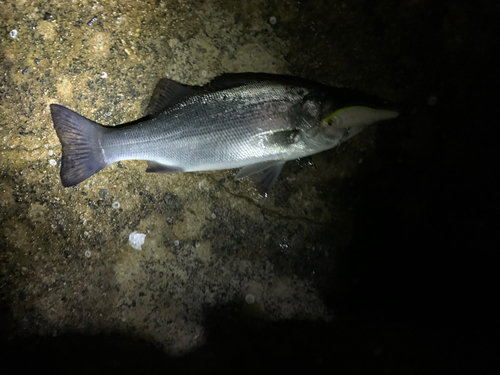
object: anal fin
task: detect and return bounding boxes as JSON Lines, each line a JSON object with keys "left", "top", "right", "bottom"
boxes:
{"left": 146, "top": 161, "right": 183, "bottom": 174}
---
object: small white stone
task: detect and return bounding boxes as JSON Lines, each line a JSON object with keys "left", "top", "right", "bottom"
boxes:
{"left": 245, "top": 293, "right": 255, "bottom": 304}
{"left": 112, "top": 201, "right": 120, "bottom": 209}
{"left": 174, "top": 240, "right": 179, "bottom": 246}
{"left": 129, "top": 231, "right": 146, "bottom": 250}
{"left": 211, "top": 213, "right": 216, "bottom": 219}
{"left": 269, "top": 16, "right": 277, "bottom": 25}
{"left": 101, "top": 72, "right": 107, "bottom": 79}
{"left": 168, "top": 38, "right": 179, "bottom": 48}
{"left": 85, "top": 250, "right": 91, "bottom": 258}
{"left": 48, "top": 159, "right": 56, "bottom": 166}
{"left": 10, "top": 30, "right": 17, "bottom": 38}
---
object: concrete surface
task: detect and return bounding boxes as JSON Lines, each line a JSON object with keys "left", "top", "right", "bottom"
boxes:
{"left": 0, "top": 0, "right": 496, "bottom": 373}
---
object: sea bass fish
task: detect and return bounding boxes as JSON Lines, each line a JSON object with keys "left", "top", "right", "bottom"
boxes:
{"left": 50, "top": 73, "right": 398, "bottom": 190}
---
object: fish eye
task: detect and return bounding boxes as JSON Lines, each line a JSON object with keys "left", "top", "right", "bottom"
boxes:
{"left": 322, "top": 116, "right": 337, "bottom": 127}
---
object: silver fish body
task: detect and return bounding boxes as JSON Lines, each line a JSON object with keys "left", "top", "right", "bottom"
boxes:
{"left": 104, "top": 83, "right": 327, "bottom": 171}
{"left": 50, "top": 73, "right": 398, "bottom": 190}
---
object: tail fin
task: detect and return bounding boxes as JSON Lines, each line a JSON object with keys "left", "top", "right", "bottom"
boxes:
{"left": 50, "top": 104, "right": 110, "bottom": 187}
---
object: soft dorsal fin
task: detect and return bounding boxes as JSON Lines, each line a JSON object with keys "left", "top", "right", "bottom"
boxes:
{"left": 146, "top": 78, "right": 198, "bottom": 115}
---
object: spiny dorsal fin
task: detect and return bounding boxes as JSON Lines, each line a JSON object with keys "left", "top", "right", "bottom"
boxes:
{"left": 204, "top": 73, "right": 329, "bottom": 93}
{"left": 203, "top": 74, "right": 265, "bottom": 92}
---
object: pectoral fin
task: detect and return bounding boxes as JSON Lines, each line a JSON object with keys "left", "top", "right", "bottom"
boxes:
{"left": 236, "top": 161, "right": 286, "bottom": 193}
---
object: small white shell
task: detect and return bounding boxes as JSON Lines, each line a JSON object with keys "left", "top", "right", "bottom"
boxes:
{"left": 129, "top": 231, "right": 146, "bottom": 250}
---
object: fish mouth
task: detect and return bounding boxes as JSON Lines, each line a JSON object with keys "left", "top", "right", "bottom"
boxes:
{"left": 322, "top": 106, "right": 399, "bottom": 128}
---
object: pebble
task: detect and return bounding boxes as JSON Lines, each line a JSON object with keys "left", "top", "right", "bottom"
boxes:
{"left": 245, "top": 294, "right": 255, "bottom": 304}
{"left": 87, "top": 16, "right": 98, "bottom": 26}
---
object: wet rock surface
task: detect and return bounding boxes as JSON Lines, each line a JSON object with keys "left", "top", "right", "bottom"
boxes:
{"left": 0, "top": 0, "right": 496, "bottom": 373}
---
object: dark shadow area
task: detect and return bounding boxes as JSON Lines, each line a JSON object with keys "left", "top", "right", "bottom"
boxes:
{"left": 0, "top": 300, "right": 496, "bottom": 375}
